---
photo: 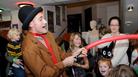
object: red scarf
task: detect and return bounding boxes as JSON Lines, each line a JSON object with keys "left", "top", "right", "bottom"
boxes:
{"left": 32, "top": 33, "right": 57, "bottom": 64}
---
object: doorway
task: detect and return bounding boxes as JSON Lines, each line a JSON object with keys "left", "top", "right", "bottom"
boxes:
{"left": 67, "top": 14, "right": 82, "bottom": 32}
{"left": 84, "top": 7, "right": 92, "bottom": 31}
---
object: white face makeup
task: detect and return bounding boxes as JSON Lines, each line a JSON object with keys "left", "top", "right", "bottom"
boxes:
{"left": 30, "top": 12, "right": 48, "bottom": 34}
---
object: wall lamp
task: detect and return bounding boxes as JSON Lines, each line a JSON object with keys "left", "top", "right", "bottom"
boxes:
{"left": 16, "top": 1, "right": 35, "bottom": 8}
{"left": 0, "top": 8, "right": 4, "bottom": 13}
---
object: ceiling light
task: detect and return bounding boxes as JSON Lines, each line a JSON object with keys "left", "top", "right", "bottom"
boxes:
{"left": 16, "top": 1, "right": 35, "bottom": 8}
{"left": 0, "top": 8, "right": 4, "bottom": 13}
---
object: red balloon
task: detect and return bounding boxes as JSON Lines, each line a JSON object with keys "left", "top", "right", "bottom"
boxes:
{"left": 85, "top": 34, "right": 138, "bottom": 50}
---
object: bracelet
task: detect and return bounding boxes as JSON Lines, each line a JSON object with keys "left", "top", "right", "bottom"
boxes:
{"left": 78, "top": 64, "right": 81, "bottom": 67}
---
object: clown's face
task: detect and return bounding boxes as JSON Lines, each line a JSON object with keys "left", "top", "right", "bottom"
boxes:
{"left": 99, "top": 62, "right": 110, "bottom": 77}
{"left": 30, "top": 12, "right": 48, "bottom": 34}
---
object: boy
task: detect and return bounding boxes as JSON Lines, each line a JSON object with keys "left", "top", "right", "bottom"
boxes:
{"left": 6, "top": 28, "right": 25, "bottom": 77}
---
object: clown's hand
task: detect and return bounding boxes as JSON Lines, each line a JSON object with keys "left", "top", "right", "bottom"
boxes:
{"left": 62, "top": 56, "right": 76, "bottom": 67}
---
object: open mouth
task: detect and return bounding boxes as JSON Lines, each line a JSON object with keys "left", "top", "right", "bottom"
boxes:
{"left": 101, "top": 70, "right": 106, "bottom": 74}
{"left": 42, "top": 26, "right": 46, "bottom": 28}
{"left": 42, "top": 26, "right": 48, "bottom": 30}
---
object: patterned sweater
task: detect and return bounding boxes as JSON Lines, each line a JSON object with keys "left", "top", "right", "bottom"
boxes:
{"left": 6, "top": 41, "right": 22, "bottom": 63}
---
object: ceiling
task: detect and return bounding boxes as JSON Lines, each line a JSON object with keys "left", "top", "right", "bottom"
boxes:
{"left": 0, "top": 0, "right": 88, "bottom": 11}
{"left": 0, "top": 0, "right": 118, "bottom": 12}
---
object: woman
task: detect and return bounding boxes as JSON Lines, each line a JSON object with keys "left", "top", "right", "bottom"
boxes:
{"left": 98, "top": 16, "right": 129, "bottom": 67}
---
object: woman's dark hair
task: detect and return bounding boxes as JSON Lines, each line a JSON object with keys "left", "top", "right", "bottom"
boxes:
{"left": 108, "top": 16, "right": 122, "bottom": 32}
{"left": 108, "top": 16, "right": 121, "bottom": 26}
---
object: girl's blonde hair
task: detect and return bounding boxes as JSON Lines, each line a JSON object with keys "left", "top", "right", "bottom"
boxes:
{"left": 7, "top": 28, "right": 20, "bottom": 39}
{"left": 98, "top": 58, "right": 112, "bottom": 68}
{"left": 69, "top": 32, "right": 83, "bottom": 51}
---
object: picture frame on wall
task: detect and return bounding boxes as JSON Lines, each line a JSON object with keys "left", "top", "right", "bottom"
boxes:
{"left": 47, "top": 10, "right": 54, "bottom": 32}
{"left": 55, "top": 6, "right": 61, "bottom": 26}
{"left": 12, "top": 24, "right": 18, "bottom": 29}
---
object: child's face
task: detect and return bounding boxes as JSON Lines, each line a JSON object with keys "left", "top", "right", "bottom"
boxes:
{"left": 99, "top": 62, "right": 110, "bottom": 77}
{"left": 73, "top": 35, "right": 82, "bottom": 47}
{"left": 11, "top": 34, "right": 20, "bottom": 41}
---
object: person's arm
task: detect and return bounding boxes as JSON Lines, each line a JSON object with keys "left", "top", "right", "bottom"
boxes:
{"left": 58, "top": 42, "right": 87, "bottom": 60}
{"left": 22, "top": 44, "right": 65, "bottom": 77}
{"left": 6, "top": 43, "right": 17, "bottom": 63}
{"left": 111, "top": 39, "right": 129, "bottom": 66}
{"left": 131, "top": 49, "right": 138, "bottom": 64}
{"left": 97, "top": 34, "right": 112, "bottom": 48}
{"left": 23, "top": 41, "right": 77, "bottom": 77}
{"left": 76, "top": 57, "right": 89, "bottom": 69}
{"left": 5, "top": 52, "right": 14, "bottom": 63}
{"left": 58, "top": 46, "right": 72, "bottom": 60}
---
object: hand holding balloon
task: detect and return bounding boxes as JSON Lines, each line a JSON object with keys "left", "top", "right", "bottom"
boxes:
{"left": 74, "top": 34, "right": 138, "bottom": 59}
{"left": 73, "top": 48, "right": 87, "bottom": 58}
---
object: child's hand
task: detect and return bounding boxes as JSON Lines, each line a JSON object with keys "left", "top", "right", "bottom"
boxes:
{"left": 72, "top": 47, "right": 87, "bottom": 58}
{"left": 14, "top": 59, "right": 23, "bottom": 65}
{"left": 73, "top": 63, "right": 81, "bottom": 67}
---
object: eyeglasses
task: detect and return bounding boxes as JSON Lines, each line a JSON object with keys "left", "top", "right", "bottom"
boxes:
{"left": 110, "top": 25, "right": 119, "bottom": 26}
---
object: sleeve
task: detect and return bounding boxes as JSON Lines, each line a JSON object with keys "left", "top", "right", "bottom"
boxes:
{"left": 111, "top": 39, "right": 129, "bottom": 66}
{"left": 131, "top": 49, "right": 138, "bottom": 64}
{"left": 59, "top": 47, "right": 72, "bottom": 60}
{"left": 6, "top": 43, "right": 15, "bottom": 63}
{"left": 5, "top": 52, "right": 14, "bottom": 63}
{"left": 22, "top": 42, "right": 66, "bottom": 77}
{"left": 97, "top": 34, "right": 112, "bottom": 48}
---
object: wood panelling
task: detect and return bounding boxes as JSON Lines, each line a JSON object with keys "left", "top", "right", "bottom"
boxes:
{"left": 0, "top": 21, "right": 11, "bottom": 29}
{"left": 67, "top": 0, "right": 119, "bottom": 8}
